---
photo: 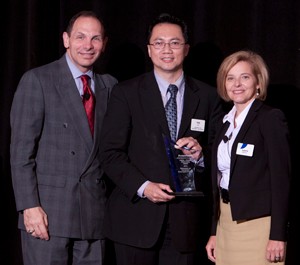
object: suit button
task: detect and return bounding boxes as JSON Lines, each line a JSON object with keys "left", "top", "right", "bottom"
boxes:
{"left": 70, "top": 151, "right": 75, "bottom": 155}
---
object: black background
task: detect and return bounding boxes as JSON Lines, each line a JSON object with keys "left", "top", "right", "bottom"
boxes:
{"left": 2, "top": 0, "right": 299, "bottom": 264}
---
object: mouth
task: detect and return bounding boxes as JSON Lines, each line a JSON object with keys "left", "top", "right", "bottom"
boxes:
{"left": 81, "top": 52, "right": 94, "bottom": 58}
{"left": 231, "top": 89, "right": 244, "bottom": 94}
{"left": 161, "top": 57, "right": 174, "bottom": 63}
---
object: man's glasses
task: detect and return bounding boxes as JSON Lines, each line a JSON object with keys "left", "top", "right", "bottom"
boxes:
{"left": 149, "top": 40, "right": 186, "bottom": 50}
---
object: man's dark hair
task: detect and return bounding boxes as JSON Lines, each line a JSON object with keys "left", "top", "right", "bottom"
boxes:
{"left": 147, "top": 13, "right": 189, "bottom": 44}
{"left": 66, "top": 10, "right": 106, "bottom": 37}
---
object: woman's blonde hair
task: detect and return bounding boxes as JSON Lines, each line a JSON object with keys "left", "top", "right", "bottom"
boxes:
{"left": 217, "top": 50, "right": 269, "bottom": 102}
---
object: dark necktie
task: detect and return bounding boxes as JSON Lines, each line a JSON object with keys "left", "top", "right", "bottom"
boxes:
{"left": 165, "top": 84, "right": 178, "bottom": 142}
{"left": 81, "top": 75, "right": 95, "bottom": 136}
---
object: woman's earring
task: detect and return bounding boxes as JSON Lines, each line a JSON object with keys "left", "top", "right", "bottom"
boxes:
{"left": 256, "top": 88, "right": 260, "bottom": 96}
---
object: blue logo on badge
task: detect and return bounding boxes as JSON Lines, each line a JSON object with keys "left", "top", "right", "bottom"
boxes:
{"left": 240, "top": 143, "right": 247, "bottom": 149}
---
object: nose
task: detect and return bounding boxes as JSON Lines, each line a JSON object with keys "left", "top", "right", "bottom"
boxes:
{"left": 83, "top": 39, "right": 94, "bottom": 48}
{"left": 162, "top": 43, "right": 173, "bottom": 51}
{"left": 234, "top": 78, "right": 241, "bottom": 86}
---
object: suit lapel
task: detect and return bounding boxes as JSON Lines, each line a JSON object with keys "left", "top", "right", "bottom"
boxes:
{"left": 55, "top": 57, "right": 93, "bottom": 153}
{"left": 177, "top": 77, "right": 200, "bottom": 138}
{"left": 230, "top": 100, "right": 262, "bottom": 173}
{"left": 93, "top": 75, "right": 110, "bottom": 152}
{"left": 140, "top": 72, "right": 170, "bottom": 137}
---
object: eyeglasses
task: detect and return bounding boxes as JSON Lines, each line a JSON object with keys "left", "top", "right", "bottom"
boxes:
{"left": 149, "top": 40, "right": 186, "bottom": 50}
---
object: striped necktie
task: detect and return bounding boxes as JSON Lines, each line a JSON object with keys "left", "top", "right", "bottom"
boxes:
{"left": 165, "top": 84, "right": 178, "bottom": 142}
{"left": 81, "top": 75, "right": 95, "bottom": 136}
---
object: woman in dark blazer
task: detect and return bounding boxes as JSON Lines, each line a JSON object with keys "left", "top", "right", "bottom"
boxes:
{"left": 205, "top": 50, "right": 291, "bottom": 265}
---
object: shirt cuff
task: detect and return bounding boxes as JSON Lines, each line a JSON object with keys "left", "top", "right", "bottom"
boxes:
{"left": 137, "top": 180, "right": 150, "bottom": 198}
{"left": 193, "top": 154, "right": 205, "bottom": 167}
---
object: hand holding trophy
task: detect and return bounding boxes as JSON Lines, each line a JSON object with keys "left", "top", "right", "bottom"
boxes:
{"left": 163, "top": 134, "right": 205, "bottom": 196}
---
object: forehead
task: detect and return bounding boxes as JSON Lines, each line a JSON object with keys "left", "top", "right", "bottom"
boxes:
{"left": 150, "top": 23, "right": 184, "bottom": 40}
{"left": 229, "top": 61, "right": 253, "bottom": 74}
{"left": 71, "top": 16, "right": 103, "bottom": 35}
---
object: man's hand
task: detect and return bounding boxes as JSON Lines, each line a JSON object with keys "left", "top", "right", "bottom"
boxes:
{"left": 174, "top": 136, "right": 203, "bottom": 160}
{"left": 143, "top": 182, "right": 175, "bottom": 203}
{"left": 24, "top": 206, "right": 49, "bottom": 240}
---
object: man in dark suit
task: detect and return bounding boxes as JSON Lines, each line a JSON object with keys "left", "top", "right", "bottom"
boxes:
{"left": 99, "top": 13, "right": 224, "bottom": 265}
{"left": 10, "top": 11, "right": 117, "bottom": 265}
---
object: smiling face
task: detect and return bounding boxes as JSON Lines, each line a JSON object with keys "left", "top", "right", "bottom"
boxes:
{"left": 147, "top": 23, "right": 189, "bottom": 81}
{"left": 225, "top": 61, "right": 259, "bottom": 110}
{"left": 63, "top": 16, "right": 107, "bottom": 73}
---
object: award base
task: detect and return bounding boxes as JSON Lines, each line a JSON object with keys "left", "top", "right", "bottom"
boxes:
{"left": 165, "top": 191, "right": 204, "bottom": 197}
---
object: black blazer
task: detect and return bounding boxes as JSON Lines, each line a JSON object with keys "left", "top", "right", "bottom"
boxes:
{"left": 210, "top": 99, "right": 291, "bottom": 241}
{"left": 100, "top": 71, "right": 224, "bottom": 251}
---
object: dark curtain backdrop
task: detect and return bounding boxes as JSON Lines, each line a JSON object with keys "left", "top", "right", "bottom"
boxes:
{"left": 2, "top": 0, "right": 299, "bottom": 264}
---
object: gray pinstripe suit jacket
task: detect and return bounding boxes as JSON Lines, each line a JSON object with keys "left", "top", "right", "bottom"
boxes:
{"left": 10, "top": 54, "right": 117, "bottom": 239}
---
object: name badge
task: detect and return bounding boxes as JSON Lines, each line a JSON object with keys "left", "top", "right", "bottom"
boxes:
{"left": 236, "top": 143, "right": 254, "bottom": 157}
{"left": 191, "top": 119, "right": 205, "bottom": 132}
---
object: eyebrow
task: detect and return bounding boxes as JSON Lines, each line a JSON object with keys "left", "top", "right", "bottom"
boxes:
{"left": 152, "top": 37, "right": 182, "bottom": 41}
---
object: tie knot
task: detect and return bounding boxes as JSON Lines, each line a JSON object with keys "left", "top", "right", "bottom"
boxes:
{"left": 168, "top": 84, "right": 178, "bottom": 97}
{"left": 80, "top": 74, "right": 90, "bottom": 86}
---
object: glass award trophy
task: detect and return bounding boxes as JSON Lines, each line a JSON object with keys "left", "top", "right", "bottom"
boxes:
{"left": 163, "top": 134, "right": 204, "bottom": 196}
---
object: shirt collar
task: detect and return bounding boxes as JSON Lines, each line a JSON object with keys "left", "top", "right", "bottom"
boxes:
{"left": 223, "top": 98, "right": 255, "bottom": 128}
{"left": 154, "top": 71, "right": 185, "bottom": 96}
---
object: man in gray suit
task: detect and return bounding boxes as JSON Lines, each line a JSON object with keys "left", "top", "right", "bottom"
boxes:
{"left": 10, "top": 10, "right": 117, "bottom": 265}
